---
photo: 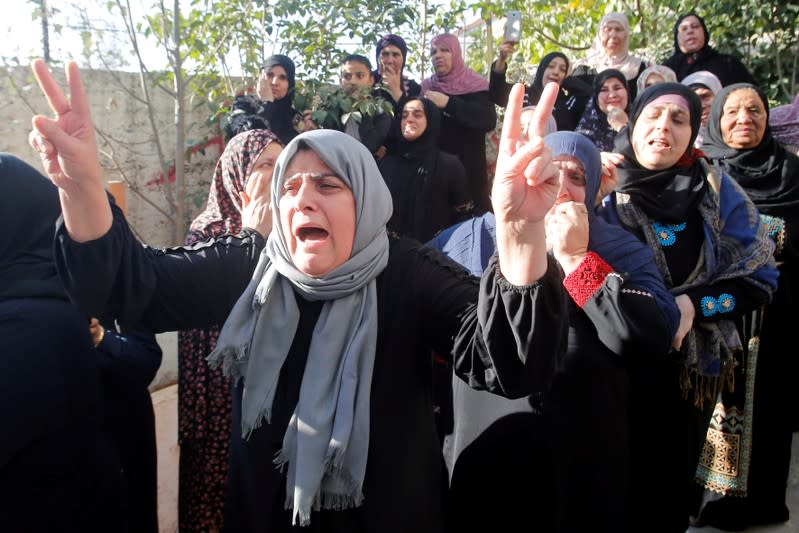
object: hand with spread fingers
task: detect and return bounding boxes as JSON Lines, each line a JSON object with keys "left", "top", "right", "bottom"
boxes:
{"left": 492, "top": 82, "right": 560, "bottom": 285}
{"left": 28, "top": 58, "right": 111, "bottom": 242}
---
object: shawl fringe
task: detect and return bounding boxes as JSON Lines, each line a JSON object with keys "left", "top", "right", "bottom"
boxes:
{"left": 680, "top": 356, "right": 737, "bottom": 408}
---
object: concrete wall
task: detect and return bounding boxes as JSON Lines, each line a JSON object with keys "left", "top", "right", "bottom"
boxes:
{"left": 2, "top": 65, "right": 225, "bottom": 389}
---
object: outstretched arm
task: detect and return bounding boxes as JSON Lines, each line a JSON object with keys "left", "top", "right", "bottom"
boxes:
{"left": 492, "top": 82, "right": 560, "bottom": 285}
{"left": 28, "top": 59, "right": 111, "bottom": 243}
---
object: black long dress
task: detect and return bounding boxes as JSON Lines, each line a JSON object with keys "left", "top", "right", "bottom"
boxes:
{"left": 436, "top": 91, "right": 497, "bottom": 215}
{"left": 0, "top": 154, "right": 122, "bottom": 531}
{"left": 54, "top": 204, "right": 568, "bottom": 533}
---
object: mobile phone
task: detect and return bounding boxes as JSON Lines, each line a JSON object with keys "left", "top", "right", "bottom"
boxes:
{"left": 504, "top": 10, "right": 522, "bottom": 43}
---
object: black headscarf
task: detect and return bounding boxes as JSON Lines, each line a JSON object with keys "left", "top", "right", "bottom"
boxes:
{"left": 260, "top": 54, "right": 300, "bottom": 144}
{"left": 380, "top": 98, "right": 452, "bottom": 241}
{"left": 0, "top": 154, "right": 66, "bottom": 301}
{"left": 702, "top": 83, "right": 799, "bottom": 217}
{"left": 614, "top": 82, "right": 707, "bottom": 221}
{"left": 575, "top": 69, "right": 629, "bottom": 151}
{"left": 530, "top": 52, "right": 569, "bottom": 103}
{"left": 662, "top": 13, "right": 717, "bottom": 81}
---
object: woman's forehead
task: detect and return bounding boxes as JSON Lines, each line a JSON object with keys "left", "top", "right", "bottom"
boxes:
{"left": 285, "top": 149, "right": 334, "bottom": 175}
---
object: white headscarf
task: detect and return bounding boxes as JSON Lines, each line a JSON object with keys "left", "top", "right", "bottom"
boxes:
{"left": 576, "top": 13, "right": 646, "bottom": 80}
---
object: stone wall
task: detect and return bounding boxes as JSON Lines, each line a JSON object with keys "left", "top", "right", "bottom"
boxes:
{"left": 1, "top": 64, "right": 222, "bottom": 247}
{"left": 2, "top": 65, "right": 226, "bottom": 390}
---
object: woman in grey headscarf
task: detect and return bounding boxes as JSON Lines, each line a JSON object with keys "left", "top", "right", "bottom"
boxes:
{"left": 30, "top": 59, "right": 569, "bottom": 533}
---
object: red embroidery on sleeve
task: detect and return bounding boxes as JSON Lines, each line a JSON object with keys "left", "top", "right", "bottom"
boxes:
{"left": 563, "top": 252, "right": 613, "bottom": 308}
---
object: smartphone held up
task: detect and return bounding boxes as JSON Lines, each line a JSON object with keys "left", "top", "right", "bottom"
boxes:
{"left": 504, "top": 10, "right": 522, "bottom": 43}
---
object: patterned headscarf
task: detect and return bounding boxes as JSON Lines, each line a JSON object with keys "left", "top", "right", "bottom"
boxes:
{"left": 186, "top": 129, "right": 281, "bottom": 244}
{"left": 209, "top": 129, "right": 392, "bottom": 526}
{"left": 421, "top": 33, "right": 489, "bottom": 95}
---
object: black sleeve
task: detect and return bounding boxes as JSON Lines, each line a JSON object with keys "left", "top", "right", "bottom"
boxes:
{"left": 580, "top": 273, "right": 674, "bottom": 361}
{"left": 683, "top": 279, "right": 771, "bottom": 322}
{"left": 96, "top": 320, "right": 163, "bottom": 387}
{"left": 408, "top": 245, "right": 567, "bottom": 398}
{"left": 358, "top": 113, "right": 393, "bottom": 155}
{"left": 442, "top": 91, "right": 498, "bottom": 133}
{"left": 55, "top": 202, "right": 266, "bottom": 333}
{"left": 488, "top": 62, "right": 513, "bottom": 108}
{"left": 442, "top": 155, "right": 473, "bottom": 222}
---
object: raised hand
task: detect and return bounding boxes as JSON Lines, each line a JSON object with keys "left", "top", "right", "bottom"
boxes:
{"left": 492, "top": 82, "right": 559, "bottom": 228}
{"left": 256, "top": 70, "right": 275, "bottom": 102}
{"left": 29, "top": 59, "right": 102, "bottom": 192}
{"left": 492, "top": 82, "right": 559, "bottom": 285}
{"left": 28, "top": 59, "right": 111, "bottom": 242}
{"left": 379, "top": 62, "right": 402, "bottom": 102}
{"left": 545, "top": 201, "right": 589, "bottom": 275}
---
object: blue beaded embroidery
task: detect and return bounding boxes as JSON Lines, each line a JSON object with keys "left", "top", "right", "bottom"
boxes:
{"left": 700, "top": 293, "right": 736, "bottom": 317}
{"left": 717, "top": 293, "right": 735, "bottom": 313}
{"left": 652, "top": 222, "right": 687, "bottom": 246}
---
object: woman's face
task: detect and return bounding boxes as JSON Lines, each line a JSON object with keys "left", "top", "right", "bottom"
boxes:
{"left": 401, "top": 100, "right": 428, "bottom": 141}
{"left": 551, "top": 155, "right": 587, "bottom": 206}
{"left": 644, "top": 73, "right": 665, "bottom": 89}
{"left": 266, "top": 65, "right": 290, "bottom": 100}
{"left": 677, "top": 16, "right": 705, "bottom": 54}
{"left": 631, "top": 101, "right": 693, "bottom": 170}
{"left": 379, "top": 44, "right": 404, "bottom": 74}
{"left": 720, "top": 88, "right": 767, "bottom": 149}
{"left": 597, "top": 77, "right": 628, "bottom": 114}
{"left": 279, "top": 149, "right": 356, "bottom": 277}
{"left": 601, "top": 21, "right": 627, "bottom": 55}
{"left": 694, "top": 86, "right": 715, "bottom": 127}
{"left": 430, "top": 43, "right": 453, "bottom": 77}
{"left": 247, "top": 142, "right": 283, "bottom": 190}
{"left": 543, "top": 57, "right": 568, "bottom": 85}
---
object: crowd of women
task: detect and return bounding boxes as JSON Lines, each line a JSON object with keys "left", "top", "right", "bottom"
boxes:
{"left": 2, "top": 7, "right": 798, "bottom": 533}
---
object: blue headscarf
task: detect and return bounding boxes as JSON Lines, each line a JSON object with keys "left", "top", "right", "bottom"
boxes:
{"left": 544, "top": 132, "right": 680, "bottom": 337}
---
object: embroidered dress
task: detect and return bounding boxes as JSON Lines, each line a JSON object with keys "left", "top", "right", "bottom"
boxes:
{"left": 692, "top": 83, "right": 799, "bottom": 530}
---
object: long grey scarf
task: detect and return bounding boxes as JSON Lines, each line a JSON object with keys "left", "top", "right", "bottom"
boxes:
{"left": 208, "top": 129, "right": 393, "bottom": 526}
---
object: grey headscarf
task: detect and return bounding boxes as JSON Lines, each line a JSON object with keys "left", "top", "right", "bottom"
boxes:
{"left": 208, "top": 129, "right": 393, "bottom": 526}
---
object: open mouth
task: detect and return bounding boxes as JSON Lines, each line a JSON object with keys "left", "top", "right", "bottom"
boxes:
{"left": 649, "top": 138, "right": 672, "bottom": 150}
{"left": 297, "top": 227, "right": 329, "bottom": 242}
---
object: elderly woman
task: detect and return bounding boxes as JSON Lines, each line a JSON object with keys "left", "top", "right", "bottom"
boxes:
{"left": 575, "top": 68, "right": 630, "bottom": 151}
{"left": 599, "top": 82, "right": 778, "bottom": 532}
{"left": 422, "top": 33, "right": 497, "bottom": 214}
{"left": 228, "top": 54, "right": 303, "bottom": 145}
{"left": 572, "top": 12, "right": 649, "bottom": 100}
{"left": 177, "top": 128, "right": 283, "bottom": 533}
{"left": 378, "top": 97, "right": 472, "bottom": 242}
{"left": 662, "top": 12, "right": 756, "bottom": 87}
{"left": 29, "top": 59, "right": 567, "bottom": 533}
{"left": 692, "top": 83, "right": 799, "bottom": 531}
